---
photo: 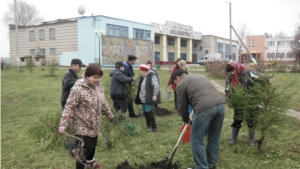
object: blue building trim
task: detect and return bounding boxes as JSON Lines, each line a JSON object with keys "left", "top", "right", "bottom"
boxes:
{"left": 77, "top": 15, "right": 154, "bottom": 66}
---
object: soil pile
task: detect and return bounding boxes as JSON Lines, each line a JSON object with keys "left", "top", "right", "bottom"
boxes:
{"left": 153, "top": 108, "right": 172, "bottom": 116}
{"left": 116, "top": 158, "right": 180, "bottom": 169}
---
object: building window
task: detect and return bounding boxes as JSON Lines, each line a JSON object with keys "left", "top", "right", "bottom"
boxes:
{"left": 39, "top": 29, "right": 45, "bottom": 40}
{"left": 168, "top": 38, "right": 174, "bottom": 46}
{"left": 291, "top": 54, "right": 295, "bottom": 59}
{"left": 35, "top": 57, "right": 40, "bottom": 61}
{"left": 29, "top": 30, "right": 35, "bottom": 41}
{"left": 252, "top": 39, "right": 254, "bottom": 41}
{"left": 30, "top": 49, "right": 35, "bottom": 56}
{"left": 39, "top": 48, "right": 45, "bottom": 55}
{"left": 49, "top": 28, "right": 56, "bottom": 39}
{"left": 280, "top": 53, "right": 285, "bottom": 58}
{"left": 133, "top": 28, "right": 151, "bottom": 40}
{"left": 199, "top": 46, "right": 202, "bottom": 50}
{"left": 194, "top": 43, "right": 197, "bottom": 47}
{"left": 180, "top": 53, "right": 187, "bottom": 60}
{"left": 155, "top": 36, "right": 160, "bottom": 44}
{"left": 267, "top": 53, "right": 271, "bottom": 59}
{"left": 168, "top": 52, "right": 174, "bottom": 62}
{"left": 279, "top": 41, "right": 286, "bottom": 46}
{"left": 248, "top": 39, "right": 250, "bottom": 41}
{"left": 20, "top": 58, "right": 25, "bottom": 62}
{"left": 50, "top": 48, "right": 56, "bottom": 55}
{"left": 225, "top": 44, "right": 230, "bottom": 58}
{"left": 271, "top": 53, "right": 275, "bottom": 58}
{"left": 267, "top": 41, "right": 275, "bottom": 46}
{"left": 181, "top": 40, "right": 187, "bottom": 47}
{"left": 106, "top": 24, "right": 128, "bottom": 38}
{"left": 205, "top": 50, "right": 208, "bottom": 54}
{"left": 155, "top": 52, "right": 160, "bottom": 62}
{"left": 286, "top": 53, "right": 291, "bottom": 58}
{"left": 252, "top": 46, "right": 254, "bottom": 47}
{"left": 276, "top": 53, "right": 280, "bottom": 58}
{"left": 218, "top": 42, "right": 223, "bottom": 53}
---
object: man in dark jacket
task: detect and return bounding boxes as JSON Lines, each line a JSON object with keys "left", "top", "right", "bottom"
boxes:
{"left": 61, "top": 59, "right": 85, "bottom": 109}
{"left": 109, "top": 61, "right": 136, "bottom": 113}
{"left": 172, "top": 69, "right": 226, "bottom": 169}
{"left": 124, "top": 55, "right": 140, "bottom": 117}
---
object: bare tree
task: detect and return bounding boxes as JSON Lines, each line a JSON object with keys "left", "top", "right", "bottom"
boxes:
{"left": 291, "top": 26, "right": 300, "bottom": 65}
{"left": 274, "top": 30, "right": 287, "bottom": 38}
{"left": 235, "top": 23, "right": 251, "bottom": 56}
{"left": 2, "top": 0, "right": 44, "bottom": 26}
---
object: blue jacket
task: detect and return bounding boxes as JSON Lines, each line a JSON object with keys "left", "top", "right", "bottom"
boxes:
{"left": 124, "top": 61, "right": 134, "bottom": 77}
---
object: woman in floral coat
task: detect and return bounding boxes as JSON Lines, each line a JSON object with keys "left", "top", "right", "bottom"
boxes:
{"left": 59, "top": 64, "right": 114, "bottom": 169}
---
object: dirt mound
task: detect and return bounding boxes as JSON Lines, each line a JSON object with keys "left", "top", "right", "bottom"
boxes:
{"left": 116, "top": 158, "right": 179, "bottom": 169}
{"left": 153, "top": 108, "right": 172, "bottom": 116}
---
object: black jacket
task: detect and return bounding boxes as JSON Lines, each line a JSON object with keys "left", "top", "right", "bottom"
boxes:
{"left": 61, "top": 69, "right": 79, "bottom": 107}
{"left": 109, "top": 68, "right": 134, "bottom": 99}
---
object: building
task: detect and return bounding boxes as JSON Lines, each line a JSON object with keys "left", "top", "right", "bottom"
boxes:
{"left": 243, "top": 34, "right": 296, "bottom": 63}
{"left": 193, "top": 35, "right": 238, "bottom": 61}
{"left": 242, "top": 35, "right": 265, "bottom": 63}
{"left": 9, "top": 15, "right": 154, "bottom": 67}
{"left": 151, "top": 21, "right": 202, "bottom": 64}
{"left": 9, "top": 18, "right": 78, "bottom": 67}
{"left": 76, "top": 15, "right": 154, "bottom": 67}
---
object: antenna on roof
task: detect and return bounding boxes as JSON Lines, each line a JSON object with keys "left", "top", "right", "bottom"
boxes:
{"left": 78, "top": 5, "right": 86, "bottom": 16}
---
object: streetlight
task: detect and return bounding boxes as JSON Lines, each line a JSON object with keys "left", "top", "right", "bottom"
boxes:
{"left": 225, "top": 1, "right": 232, "bottom": 60}
{"left": 95, "top": 29, "right": 104, "bottom": 66}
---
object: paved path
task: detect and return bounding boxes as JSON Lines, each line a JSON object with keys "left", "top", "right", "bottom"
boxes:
{"left": 210, "top": 80, "right": 300, "bottom": 120}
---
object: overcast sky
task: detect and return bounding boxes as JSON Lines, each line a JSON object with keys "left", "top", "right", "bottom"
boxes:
{"left": 1, "top": 0, "right": 300, "bottom": 58}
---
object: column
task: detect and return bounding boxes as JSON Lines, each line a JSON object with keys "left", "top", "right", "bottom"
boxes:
{"left": 175, "top": 37, "right": 181, "bottom": 61}
{"left": 161, "top": 35, "right": 167, "bottom": 63}
{"left": 187, "top": 39, "right": 192, "bottom": 62}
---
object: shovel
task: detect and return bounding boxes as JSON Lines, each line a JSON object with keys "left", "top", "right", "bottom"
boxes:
{"left": 165, "top": 111, "right": 194, "bottom": 169}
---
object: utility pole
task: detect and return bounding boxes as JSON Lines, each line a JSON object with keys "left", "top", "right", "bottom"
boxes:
{"left": 14, "top": 0, "right": 19, "bottom": 69}
{"left": 229, "top": 2, "right": 232, "bottom": 60}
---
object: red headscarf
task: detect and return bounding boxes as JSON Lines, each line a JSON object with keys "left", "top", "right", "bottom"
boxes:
{"left": 228, "top": 61, "right": 244, "bottom": 87}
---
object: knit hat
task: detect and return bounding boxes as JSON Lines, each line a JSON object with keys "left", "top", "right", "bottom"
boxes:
{"left": 115, "top": 61, "right": 124, "bottom": 69}
{"left": 139, "top": 64, "right": 150, "bottom": 71}
{"left": 226, "top": 64, "right": 234, "bottom": 72}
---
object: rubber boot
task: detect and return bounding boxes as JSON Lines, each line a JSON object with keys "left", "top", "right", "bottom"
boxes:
{"left": 249, "top": 132, "right": 255, "bottom": 146}
{"left": 229, "top": 127, "right": 240, "bottom": 145}
{"left": 85, "top": 158, "right": 101, "bottom": 169}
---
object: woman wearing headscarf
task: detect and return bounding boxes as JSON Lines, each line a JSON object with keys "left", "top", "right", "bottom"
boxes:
{"left": 225, "top": 61, "right": 274, "bottom": 146}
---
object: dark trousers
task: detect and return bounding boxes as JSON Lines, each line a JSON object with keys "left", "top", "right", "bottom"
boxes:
{"left": 144, "top": 110, "right": 156, "bottom": 129}
{"left": 75, "top": 135, "right": 98, "bottom": 169}
{"left": 127, "top": 102, "right": 135, "bottom": 116}
{"left": 173, "top": 89, "right": 178, "bottom": 109}
{"left": 231, "top": 109, "right": 256, "bottom": 129}
{"left": 113, "top": 98, "right": 127, "bottom": 113}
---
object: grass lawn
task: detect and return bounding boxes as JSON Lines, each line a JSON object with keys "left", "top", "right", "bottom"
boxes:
{"left": 1, "top": 66, "right": 300, "bottom": 169}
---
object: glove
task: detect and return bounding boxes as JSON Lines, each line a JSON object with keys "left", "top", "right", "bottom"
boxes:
{"left": 58, "top": 126, "right": 66, "bottom": 134}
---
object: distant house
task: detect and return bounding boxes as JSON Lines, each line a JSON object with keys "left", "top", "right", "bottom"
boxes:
{"left": 241, "top": 35, "right": 296, "bottom": 63}
{"left": 193, "top": 35, "right": 238, "bottom": 61}
{"left": 9, "top": 18, "right": 78, "bottom": 67}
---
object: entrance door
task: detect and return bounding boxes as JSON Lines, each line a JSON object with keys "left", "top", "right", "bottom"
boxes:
{"left": 192, "top": 54, "right": 197, "bottom": 63}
